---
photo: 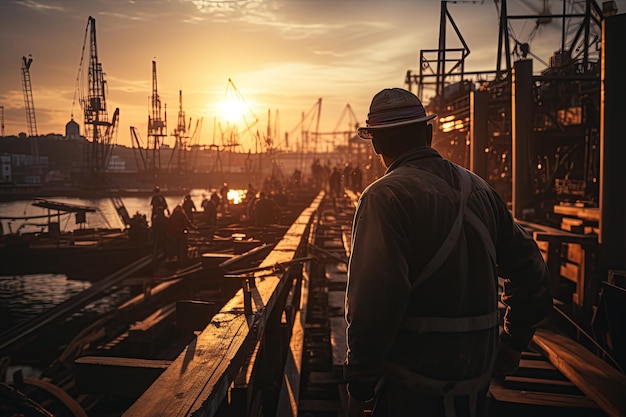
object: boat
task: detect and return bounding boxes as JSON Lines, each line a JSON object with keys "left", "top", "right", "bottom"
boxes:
{"left": 0, "top": 198, "right": 153, "bottom": 280}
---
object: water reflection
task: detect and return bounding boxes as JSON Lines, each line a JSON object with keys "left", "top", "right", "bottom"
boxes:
{"left": 0, "top": 274, "right": 131, "bottom": 334}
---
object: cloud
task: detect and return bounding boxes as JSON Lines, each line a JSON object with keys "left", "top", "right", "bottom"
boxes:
{"left": 98, "top": 11, "right": 146, "bottom": 21}
{"left": 17, "top": 0, "right": 66, "bottom": 13}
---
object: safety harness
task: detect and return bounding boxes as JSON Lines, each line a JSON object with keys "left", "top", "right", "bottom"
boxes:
{"left": 380, "top": 164, "right": 499, "bottom": 417}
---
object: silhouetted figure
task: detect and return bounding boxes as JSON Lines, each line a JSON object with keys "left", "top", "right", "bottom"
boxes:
{"left": 210, "top": 192, "right": 221, "bottom": 208}
{"left": 167, "top": 205, "right": 197, "bottom": 264}
{"left": 252, "top": 192, "right": 280, "bottom": 226}
{"left": 342, "top": 163, "right": 352, "bottom": 190}
{"left": 182, "top": 193, "right": 197, "bottom": 223}
{"left": 150, "top": 186, "right": 169, "bottom": 217}
{"left": 330, "top": 166, "right": 342, "bottom": 198}
{"left": 219, "top": 183, "right": 230, "bottom": 213}
{"left": 201, "top": 194, "right": 217, "bottom": 227}
{"left": 351, "top": 165, "right": 363, "bottom": 191}
{"left": 151, "top": 205, "right": 169, "bottom": 261}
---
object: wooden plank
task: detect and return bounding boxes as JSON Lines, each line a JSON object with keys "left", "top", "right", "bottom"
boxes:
{"left": 298, "top": 399, "right": 342, "bottom": 411}
{"left": 75, "top": 356, "right": 171, "bottom": 398}
{"left": 566, "top": 243, "right": 583, "bottom": 264}
{"left": 326, "top": 262, "right": 347, "bottom": 274}
{"left": 500, "top": 376, "right": 579, "bottom": 394}
{"left": 561, "top": 261, "right": 580, "bottom": 283}
{"left": 532, "top": 328, "right": 626, "bottom": 417}
{"left": 308, "top": 372, "right": 343, "bottom": 385}
{"left": 328, "top": 291, "right": 345, "bottom": 317}
{"left": 276, "top": 267, "right": 310, "bottom": 417}
{"left": 518, "top": 358, "right": 559, "bottom": 371}
{"left": 553, "top": 205, "right": 600, "bottom": 222}
{"left": 122, "top": 310, "right": 250, "bottom": 416}
{"left": 329, "top": 316, "right": 347, "bottom": 369}
{"left": 489, "top": 381, "right": 600, "bottom": 410}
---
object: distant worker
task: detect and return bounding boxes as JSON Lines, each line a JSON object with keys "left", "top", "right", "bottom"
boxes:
{"left": 150, "top": 205, "right": 169, "bottom": 261}
{"left": 351, "top": 164, "right": 363, "bottom": 191}
{"left": 167, "top": 204, "right": 197, "bottom": 264}
{"left": 201, "top": 193, "right": 218, "bottom": 227}
{"left": 330, "top": 166, "right": 342, "bottom": 198}
{"left": 150, "top": 186, "right": 169, "bottom": 217}
{"left": 344, "top": 88, "right": 553, "bottom": 417}
{"left": 246, "top": 183, "right": 257, "bottom": 202}
{"left": 252, "top": 191, "right": 280, "bottom": 226}
{"left": 182, "top": 193, "right": 197, "bottom": 223}
{"left": 219, "top": 182, "right": 230, "bottom": 214}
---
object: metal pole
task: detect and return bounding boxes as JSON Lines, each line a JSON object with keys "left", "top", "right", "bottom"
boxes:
{"left": 599, "top": 14, "right": 626, "bottom": 278}
{"left": 469, "top": 90, "right": 490, "bottom": 181}
{"left": 511, "top": 59, "right": 534, "bottom": 220}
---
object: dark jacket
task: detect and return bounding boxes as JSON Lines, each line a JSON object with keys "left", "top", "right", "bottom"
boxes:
{"left": 344, "top": 146, "right": 552, "bottom": 412}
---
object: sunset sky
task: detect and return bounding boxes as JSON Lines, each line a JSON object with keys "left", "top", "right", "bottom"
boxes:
{"left": 0, "top": 0, "right": 622, "bottom": 152}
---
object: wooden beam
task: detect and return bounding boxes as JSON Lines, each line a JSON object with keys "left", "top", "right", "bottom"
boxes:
{"left": 75, "top": 356, "right": 171, "bottom": 399}
{"left": 532, "top": 328, "right": 626, "bottom": 417}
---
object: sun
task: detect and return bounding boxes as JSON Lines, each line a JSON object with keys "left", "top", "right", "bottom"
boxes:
{"left": 220, "top": 98, "right": 247, "bottom": 123}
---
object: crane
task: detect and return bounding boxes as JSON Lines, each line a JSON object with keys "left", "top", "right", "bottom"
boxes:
{"left": 20, "top": 55, "right": 40, "bottom": 173}
{"left": 148, "top": 60, "right": 166, "bottom": 171}
{"left": 78, "top": 16, "right": 120, "bottom": 175}
{"left": 130, "top": 126, "right": 148, "bottom": 171}
{"left": 168, "top": 90, "right": 189, "bottom": 173}
{"left": 21, "top": 55, "right": 38, "bottom": 137}
{"left": 0, "top": 106, "right": 4, "bottom": 136}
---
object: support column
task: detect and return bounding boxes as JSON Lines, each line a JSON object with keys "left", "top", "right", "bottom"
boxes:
{"left": 470, "top": 90, "right": 490, "bottom": 181}
{"left": 599, "top": 14, "right": 626, "bottom": 279}
{"left": 511, "top": 59, "right": 534, "bottom": 220}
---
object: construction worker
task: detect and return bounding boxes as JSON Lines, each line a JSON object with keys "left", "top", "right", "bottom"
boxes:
{"left": 201, "top": 193, "right": 218, "bottom": 227}
{"left": 150, "top": 186, "right": 169, "bottom": 217}
{"left": 182, "top": 193, "right": 197, "bottom": 223}
{"left": 150, "top": 205, "right": 168, "bottom": 261}
{"left": 167, "top": 204, "right": 197, "bottom": 264}
{"left": 344, "top": 88, "right": 552, "bottom": 417}
{"left": 252, "top": 191, "right": 280, "bottom": 226}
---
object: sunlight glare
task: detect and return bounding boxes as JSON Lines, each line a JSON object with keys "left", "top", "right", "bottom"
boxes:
{"left": 220, "top": 99, "right": 247, "bottom": 123}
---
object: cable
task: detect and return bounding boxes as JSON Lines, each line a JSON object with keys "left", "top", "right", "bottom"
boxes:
{"left": 552, "top": 304, "right": 624, "bottom": 372}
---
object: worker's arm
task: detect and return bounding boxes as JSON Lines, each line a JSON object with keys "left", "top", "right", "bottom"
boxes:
{"left": 495, "top": 196, "right": 553, "bottom": 352}
{"left": 344, "top": 189, "right": 412, "bottom": 402}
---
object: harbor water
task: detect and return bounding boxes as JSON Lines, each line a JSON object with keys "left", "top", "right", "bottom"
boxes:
{"left": 0, "top": 190, "right": 207, "bottom": 334}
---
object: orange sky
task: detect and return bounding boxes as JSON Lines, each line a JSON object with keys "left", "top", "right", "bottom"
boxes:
{"left": 0, "top": 0, "right": 622, "bottom": 152}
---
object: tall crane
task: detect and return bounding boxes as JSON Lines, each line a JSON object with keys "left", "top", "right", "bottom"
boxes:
{"left": 148, "top": 60, "right": 166, "bottom": 171}
{"left": 21, "top": 55, "right": 38, "bottom": 137}
{"left": 21, "top": 55, "right": 40, "bottom": 173}
{"left": 168, "top": 90, "right": 189, "bottom": 173}
{"left": 78, "top": 16, "right": 119, "bottom": 176}
{"left": 0, "top": 106, "right": 5, "bottom": 136}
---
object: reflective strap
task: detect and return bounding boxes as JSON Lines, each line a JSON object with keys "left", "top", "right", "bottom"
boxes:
{"left": 383, "top": 360, "right": 493, "bottom": 396}
{"left": 466, "top": 210, "right": 496, "bottom": 262}
{"left": 401, "top": 311, "right": 499, "bottom": 334}
{"left": 412, "top": 167, "right": 472, "bottom": 290}
{"left": 383, "top": 358, "right": 495, "bottom": 417}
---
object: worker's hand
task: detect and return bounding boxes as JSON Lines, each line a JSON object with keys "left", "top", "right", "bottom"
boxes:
{"left": 347, "top": 394, "right": 368, "bottom": 417}
{"left": 493, "top": 342, "right": 522, "bottom": 380}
